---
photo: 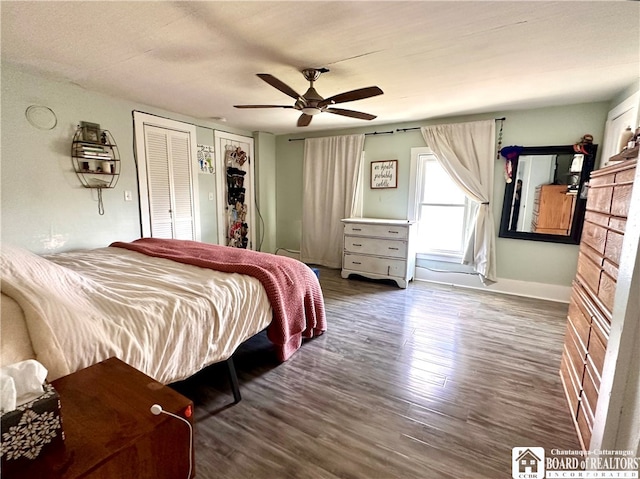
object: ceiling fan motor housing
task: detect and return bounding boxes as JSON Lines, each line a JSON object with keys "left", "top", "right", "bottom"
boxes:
{"left": 234, "top": 67, "right": 382, "bottom": 126}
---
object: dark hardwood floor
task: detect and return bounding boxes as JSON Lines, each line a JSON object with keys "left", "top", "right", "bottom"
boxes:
{"left": 172, "top": 268, "right": 579, "bottom": 479}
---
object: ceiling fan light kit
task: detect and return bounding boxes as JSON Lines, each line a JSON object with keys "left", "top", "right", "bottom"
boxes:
{"left": 234, "top": 68, "right": 383, "bottom": 127}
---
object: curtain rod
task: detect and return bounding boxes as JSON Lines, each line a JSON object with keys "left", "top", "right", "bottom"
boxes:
{"left": 288, "top": 130, "right": 395, "bottom": 142}
{"left": 287, "top": 117, "right": 507, "bottom": 141}
{"left": 395, "top": 117, "right": 506, "bottom": 133}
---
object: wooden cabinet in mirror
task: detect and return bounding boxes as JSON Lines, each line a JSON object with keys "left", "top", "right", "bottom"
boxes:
{"left": 498, "top": 144, "right": 597, "bottom": 244}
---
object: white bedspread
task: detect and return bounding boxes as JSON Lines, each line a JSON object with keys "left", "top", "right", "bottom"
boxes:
{"left": 0, "top": 245, "right": 272, "bottom": 384}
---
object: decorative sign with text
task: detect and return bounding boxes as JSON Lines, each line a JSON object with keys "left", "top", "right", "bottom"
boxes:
{"left": 371, "top": 160, "right": 398, "bottom": 189}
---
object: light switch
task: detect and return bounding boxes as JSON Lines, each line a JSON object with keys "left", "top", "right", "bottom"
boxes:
{"left": 124, "top": 190, "right": 132, "bottom": 201}
{"left": 208, "top": 192, "right": 214, "bottom": 201}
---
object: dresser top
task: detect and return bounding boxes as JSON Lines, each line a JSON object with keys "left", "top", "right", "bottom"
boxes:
{"left": 341, "top": 217, "right": 415, "bottom": 225}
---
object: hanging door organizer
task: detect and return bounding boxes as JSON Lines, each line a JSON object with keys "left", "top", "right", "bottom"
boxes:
{"left": 71, "top": 126, "right": 120, "bottom": 190}
{"left": 225, "top": 145, "right": 250, "bottom": 248}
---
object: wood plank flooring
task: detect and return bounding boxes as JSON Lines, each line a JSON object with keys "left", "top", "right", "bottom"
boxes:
{"left": 172, "top": 268, "right": 579, "bottom": 479}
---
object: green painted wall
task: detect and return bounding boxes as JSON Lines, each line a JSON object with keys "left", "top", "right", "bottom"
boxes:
{"left": 275, "top": 102, "right": 609, "bottom": 286}
{"left": 254, "top": 131, "right": 277, "bottom": 253}
{"left": 1, "top": 63, "right": 251, "bottom": 253}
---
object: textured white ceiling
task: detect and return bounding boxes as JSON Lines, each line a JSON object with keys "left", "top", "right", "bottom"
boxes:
{"left": 2, "top": 1, "right": 638, "bottom": 134}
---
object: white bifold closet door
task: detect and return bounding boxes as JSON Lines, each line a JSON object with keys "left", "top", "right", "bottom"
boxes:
{"left": 134, "top": 112, "right": 200, "bottom": 241}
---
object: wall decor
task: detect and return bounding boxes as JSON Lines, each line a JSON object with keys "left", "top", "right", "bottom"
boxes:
{"left": 25, "top": 105, "right": 57, "bottom": 130}
{"left": 371, "top": 160, "right": 398, "bottom": 189}
{"left": 80, "top": 121, "right": 101, "bottom": 143}
{"left": 197, "top": 144, "right": 215, "bottom": 174}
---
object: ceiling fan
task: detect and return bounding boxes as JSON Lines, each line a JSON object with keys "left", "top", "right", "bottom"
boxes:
{"left": 234, "top": 68, "right": 383, "bottom": 127}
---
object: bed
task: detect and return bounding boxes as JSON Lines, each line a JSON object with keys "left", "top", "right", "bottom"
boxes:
{"left": 0, "top": 239, "right": 326, "bottom": 388}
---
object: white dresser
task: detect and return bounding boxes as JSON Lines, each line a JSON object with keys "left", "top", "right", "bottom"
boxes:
{"left": 341, "top": 218, "right": 416, "bottom": 288}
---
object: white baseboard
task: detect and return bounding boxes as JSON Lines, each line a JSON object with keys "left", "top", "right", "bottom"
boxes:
{"left": 414, "top": 267, "right": 571, "bottom": 303}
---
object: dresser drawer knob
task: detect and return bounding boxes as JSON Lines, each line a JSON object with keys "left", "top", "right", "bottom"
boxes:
{"left": 352, "top": 261, "right": 362, "bottom": 265}
{"left": 388, "top": 247, "right": 399, "bottom": 250}
{"left": 353, "top": 243, "right": 362, "bottom": 247}
{"left": 352, "top": 228, "right": 362, "bottom": 231}
{"left": 388, "top": 230, "right": 399, "bottom": 234}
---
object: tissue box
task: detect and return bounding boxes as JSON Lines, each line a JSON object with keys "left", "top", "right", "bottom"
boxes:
{"left": 1, "top": 382, "right": 65, "bottom": 474}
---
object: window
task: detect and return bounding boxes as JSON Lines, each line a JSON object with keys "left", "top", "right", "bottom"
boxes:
{"left": 409, "top": 148, "right": 471, "bottom": 262}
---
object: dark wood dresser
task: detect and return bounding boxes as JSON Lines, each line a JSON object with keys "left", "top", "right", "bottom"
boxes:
{"left": 559, "top": 158, "right": 637, "bottom": 450}
{"left": 7, "top": 358, "right": 194, "bottom": 479}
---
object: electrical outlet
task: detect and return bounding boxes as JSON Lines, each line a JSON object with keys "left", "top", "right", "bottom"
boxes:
{"left": 124, "top": 190, "right": 132, "bottom": 201}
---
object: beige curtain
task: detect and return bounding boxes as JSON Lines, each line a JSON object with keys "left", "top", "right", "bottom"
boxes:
{"left": 421, "top": 120, "right": 497, "bottom": 284}
{"left": 301, "top": 134, "right": 365, "bottom": 268}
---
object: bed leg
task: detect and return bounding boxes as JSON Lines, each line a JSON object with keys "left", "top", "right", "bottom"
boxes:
{"left": 225, "top": 357, "right": 242, "bottom": 403}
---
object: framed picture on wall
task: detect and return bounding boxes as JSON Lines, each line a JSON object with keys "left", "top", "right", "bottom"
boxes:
{"left": 81, "top": 121, "right": 101, "bottom": 143}
{"left": 370, "top": 160, "right": 398, "bottom": 189}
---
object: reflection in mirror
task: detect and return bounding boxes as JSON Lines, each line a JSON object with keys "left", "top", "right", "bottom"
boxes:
{"left": 508, "top": 152, "right": 579, "bottom": 235}
{"left": 499, "top": 145, "right": 597, "bottom": 244}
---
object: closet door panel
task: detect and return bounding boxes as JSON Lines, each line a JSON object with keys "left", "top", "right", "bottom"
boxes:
{"left": 169, "top": 133, "right": 195, "bottom": 241}
{"left": 144, "top": 126, "right": 173, "bottom": 239}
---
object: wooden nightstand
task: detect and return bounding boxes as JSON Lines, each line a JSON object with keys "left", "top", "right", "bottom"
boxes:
{"left": 8, "top": 357, "right": 194, "bottom": 479}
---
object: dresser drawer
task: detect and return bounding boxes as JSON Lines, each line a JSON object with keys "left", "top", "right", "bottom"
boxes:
{"left": 577, "top": 401, "right": 593, "bottom": 450}
{"left": 604, "top": 229, "right": 624, "bottom": 266}
{"left": 581, "top": 220, "right": 607, "bottom": 255}
{"left": 586, "top": 327, "right": 607, "bottom": 381}
{"left": 577, "top": 253, "right": 602, "bottom": 295}
{"left": 583, "top": 359, "right": 600, "bottom": 408}
{"left": 579, "top": 243, "right": 604, "bottom": 268}
{"left": 564, "top": 320, "right": 587, "bottom": 374}
{"left": 611, "top": 184, "right": 633, "bottom": 217}
{"left": 567, "top": 294, "right": 591, "bottom": 348}
{"left": 598, "top": 271, "right": 616, "bottom": 313}
{"left": 586, "top": 184, "right": 613, "bottom": 215}
{"left": 343, "top": 223, "right": 408, "bottom": 240}
{"left": 343, "top": 253, "right": 406, "bottom": 278}
{"left": 608, "top": 216, "right": 627, "bottom": 233}
{"left": 560, "top": 351, "right": 581, "bottom": 418}
{"left": 344, "top": 236, "right": 407, "bottom": 259}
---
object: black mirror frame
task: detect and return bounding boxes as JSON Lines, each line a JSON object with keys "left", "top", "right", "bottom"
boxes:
{"left": 498, "top": 144, "right": 597, "bottom": 244}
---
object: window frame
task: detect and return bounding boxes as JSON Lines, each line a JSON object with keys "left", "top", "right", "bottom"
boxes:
{"left": 409, "top": 147, "right": 471, "bottom": 263}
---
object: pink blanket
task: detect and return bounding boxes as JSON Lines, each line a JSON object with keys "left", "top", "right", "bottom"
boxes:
{"left": 110, "top": 238, "right": 326, "bottom": 361}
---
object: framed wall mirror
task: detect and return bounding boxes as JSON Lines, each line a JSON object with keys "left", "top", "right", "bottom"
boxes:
{"left": 498, "top": 144, "right": 597, "bottom": 244}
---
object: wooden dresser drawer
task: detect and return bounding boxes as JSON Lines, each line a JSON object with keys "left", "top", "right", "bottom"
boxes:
{"left": 611, "top": 184, "right": 633, "bottom": 217}
{"left": 608, "top": 216, "right": 627, "bottom": 233}
{"left": 577, "top": 401, "right": 593, "bottom": 450}
{"left": 583, "top": 359, "right": 600, "bottom": 408}
{"left": 615, "top": 167, "right": 637, "bottom": 183}
{"left": 567, "top": 295, "right": 591, "bottom": 348}
{"left": 343, "top": 223, "right": 408, "bottom": 240}
{"left": 581, "top": 220, "right": 607, "bottom": 255}
{"left": 588, "top": 173, "right": 615, "bottom": 187}
{"left": 344, "top": 236, "right": 407, "bottom": 259}
{"left": 564, "top": 320, "right": 587, "bottom": 375}
{"left": 577, "top": 253, "right": 602, "bottom": 295}
{"left": 586, "top": 184, "right": 613, "bottom": 214}
{"left": 604, "top": 229, "right": 624, "bottom": 266}
{"left": 586, "top": 328, "right": 607, "bottom": 381}
{"left": 560, "top": 351, "right": 582, "bottom": 418}
{"left": 579, "top": 243, "right": 604, "bottom": 267}
{"left": 584, "top": 210, "right": 610, "bottom": 227}
{"left": 598, "top": 271, "right": 617, "bottom": 312}
{"left": 343, "top": 253, "right": 407, "bottom": 278}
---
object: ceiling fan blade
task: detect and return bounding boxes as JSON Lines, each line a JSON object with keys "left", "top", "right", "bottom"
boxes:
{"left": 297, "top": 113, "right": 313, "bottom": 127}
{"left": 325, "top": 108, "right": 377, "bottom": 120}
{"left": 257, "top": 73, "right": 302, "bottom": 101}
{"left": 318, "top": 86, "right": 383, "bottom": 107}
{"left": 234, "top": 105, "right": 295, "bottom": 109}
